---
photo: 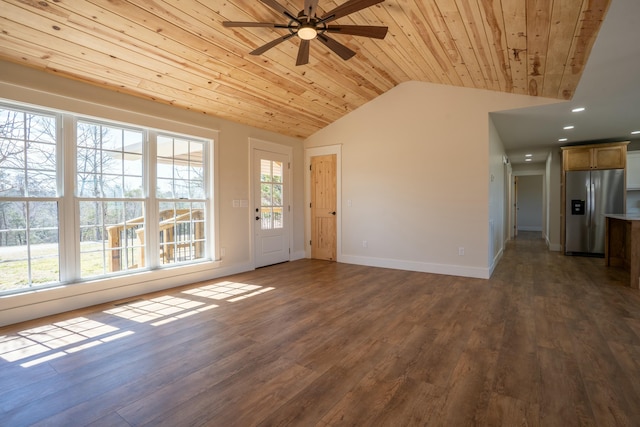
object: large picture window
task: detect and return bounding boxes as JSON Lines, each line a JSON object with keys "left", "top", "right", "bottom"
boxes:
{"left": 0, "top": 102, "right": 212, "bottom": 295}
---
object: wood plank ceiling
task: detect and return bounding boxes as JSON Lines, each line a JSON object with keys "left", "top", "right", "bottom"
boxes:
{"left": 0, "top": 0, "right": 611, "bottom": 139}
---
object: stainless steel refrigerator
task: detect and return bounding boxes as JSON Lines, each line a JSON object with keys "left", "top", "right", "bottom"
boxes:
{"left": 565, "top": 168, "right": 625, "bottom": 255}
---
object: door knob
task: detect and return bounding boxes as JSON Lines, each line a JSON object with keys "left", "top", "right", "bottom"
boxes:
{"left": 256, "top": 216, "right": 260, "bottom": 220}
{"left": 330, "top": 211, "right": 336, "bottom": 215}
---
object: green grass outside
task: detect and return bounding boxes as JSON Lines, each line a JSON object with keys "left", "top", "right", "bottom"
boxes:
{"left": 0, "top": 242, "right": 106, "bottom": 292}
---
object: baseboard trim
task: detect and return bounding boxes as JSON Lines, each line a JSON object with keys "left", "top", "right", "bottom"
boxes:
{"left": 489, "top": 247, "right": 504, "bottom": 277}
{"left": 517, "top": 226, "right": 543, "bottom": 232}
{"left": 338, "top": 254, "right": 490, "bottom": 280}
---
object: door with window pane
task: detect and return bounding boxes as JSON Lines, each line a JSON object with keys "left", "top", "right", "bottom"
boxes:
{"left": 253, "top": 149, "right": 289, "bottom": 268}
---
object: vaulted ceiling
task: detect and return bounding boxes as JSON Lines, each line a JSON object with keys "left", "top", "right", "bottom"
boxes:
{"left": 0, "top": 0, "right": 610, "bottom": 139}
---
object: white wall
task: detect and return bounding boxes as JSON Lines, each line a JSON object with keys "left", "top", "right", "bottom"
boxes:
{"left": 546, "top": 150, "right": 562, "bottom": 250}
{"left": 305, "top": 81, "right": 558, "bottom": 278}
{"left": 0, "top": 60, "right": 304, "bottom": 326}
{"left": 488, "top": 118, "right": 508, "bottom": 273}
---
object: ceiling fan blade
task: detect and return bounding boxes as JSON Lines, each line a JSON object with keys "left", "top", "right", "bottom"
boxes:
{"left": 320, "top": 0, "right": 385, "bottom": 24}
{"left": 317, "top": 34, "right": 356, "bottom": 61}
{"left": 260, "top": 0, "right": 299, "bottom": 21}
{"left": 223, "top": 22, "right": 279, "bottom": 28}
{"left": 296, "top": 40, "right": 311, "bottom": 65}
{"left": 251, "top": 33, "right": 296, "bottom": 55}
{"left": 326, "top": 25, "right": 388, "bottom": 39}
{"left": 303, "top": 0, "right": 319, "bottom": 20}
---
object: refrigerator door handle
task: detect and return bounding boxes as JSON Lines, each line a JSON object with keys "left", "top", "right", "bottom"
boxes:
{"left": 586, "top": 183, "right": 591, "bottom": 226}
{"left": 590, "top": 182, "right": 596, "bottom": 227}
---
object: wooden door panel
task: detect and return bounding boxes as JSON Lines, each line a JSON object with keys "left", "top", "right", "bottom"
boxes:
{"left": 312, "top": 217, "right": 336, "bottom": 260}
{"left": 594, "top": 146, "right": 625, "bottom": 169}
{"left": 563, "top": 148, "right": 592, "bottom": 170}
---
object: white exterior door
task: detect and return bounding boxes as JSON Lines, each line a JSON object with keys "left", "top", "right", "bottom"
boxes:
{"left": 253, "top": 149, "right": 290, "bottom": 268}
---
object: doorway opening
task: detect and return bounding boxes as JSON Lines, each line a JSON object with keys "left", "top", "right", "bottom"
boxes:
{"left": 513, "top": 174, "right": 544, "bottom": 241}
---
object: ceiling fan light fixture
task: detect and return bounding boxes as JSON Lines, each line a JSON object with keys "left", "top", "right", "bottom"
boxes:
{"left": 297, "top": 26, "right": 318, "bottom": 40}
{"left": 224, "top": 0, "right": 388, "bottom": 64}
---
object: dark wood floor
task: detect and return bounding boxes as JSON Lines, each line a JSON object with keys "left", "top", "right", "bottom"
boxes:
{"left": 2, "top": 232, "right": 640, "bottom": 426}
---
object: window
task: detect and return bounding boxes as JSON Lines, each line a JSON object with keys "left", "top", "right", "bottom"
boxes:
{"left": 156, "top": 135, "right": 206, "bottom": 265}
{"left": 0, "top": 107, "right": 60, "bottom": 292}
{"left": 77, "top": 120, "right": 145, "bottom": 278}
{"left": 0, "top": 102, "right": 213, "bottom": 295}
{"left": 259, "top": 159, "right": 284, "bottom": 230}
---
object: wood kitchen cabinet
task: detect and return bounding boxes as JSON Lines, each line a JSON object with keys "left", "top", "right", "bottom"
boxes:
{"left": 562, "top": 142, "right": 628, "bottom": 171}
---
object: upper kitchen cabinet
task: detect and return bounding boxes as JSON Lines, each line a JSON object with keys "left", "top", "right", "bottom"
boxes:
{"left": 562, "top": 141, "right": 629, "bottom": 171}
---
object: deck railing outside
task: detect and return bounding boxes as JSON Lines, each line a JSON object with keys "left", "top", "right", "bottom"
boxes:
{"left": 107, "top": 209, "right": 204, "bottom": 272}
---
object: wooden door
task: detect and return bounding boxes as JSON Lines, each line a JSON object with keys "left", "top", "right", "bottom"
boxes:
{"left": 311, "top": 154, "right": 337, "bottom": 260}
{"left": 254, "top": 149, "right": 290, "bottom": 268}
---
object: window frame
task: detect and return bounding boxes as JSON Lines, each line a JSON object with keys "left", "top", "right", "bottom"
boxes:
{"left": 0, "top": 103, "right": 64, "bottom": 292}
{"left": 0, "top": 100, "right": 218, "bottom": 296}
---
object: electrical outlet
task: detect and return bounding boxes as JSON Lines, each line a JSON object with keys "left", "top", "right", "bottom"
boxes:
{"left": 458, "top": 247, "right": 464, "bottom": 256}
{"left": 362, "top": 240, "right": 368, "bottom": 248}
{"left": 221, "top": 247, "right": 226, "bottom": 256}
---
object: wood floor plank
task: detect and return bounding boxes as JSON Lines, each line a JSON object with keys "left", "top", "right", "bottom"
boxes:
{"left": 537, "top": 346, "right": 597, "bottom": 426}
{"left": 492, "top": 313, "right": 540, "bottom": 405}
{"left": 1, "top": 232, "right": 640, "bottom": 425}
{"left": 485, "top": 393, "right": 540, "bottom": 427}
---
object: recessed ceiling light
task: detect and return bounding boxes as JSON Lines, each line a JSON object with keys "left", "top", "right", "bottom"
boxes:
{"left": 525, "top": 154, "right": 532, "bottom": 157}
{"left": 572, "top": 107, "right": 586, "bottom": 113}
{"left": 564, "top": 125, "right": 575, "bottom": 130}
{"left": 559, "top": 138, "right": 568, "bottom": 142}
{"left": 632, "top": 130, "right": 640, "bottom": 135}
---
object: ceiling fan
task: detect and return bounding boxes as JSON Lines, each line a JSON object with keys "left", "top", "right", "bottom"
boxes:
{"left": 223, "top": 0, "right": 388, "bottom": 66}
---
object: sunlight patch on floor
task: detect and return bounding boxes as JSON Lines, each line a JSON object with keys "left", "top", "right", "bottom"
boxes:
{"left": 104, "top": 295, "right": 218, "bottom": 326}
{"left": 0, "top": 317, "right": 134, "bottom": 367}
{"left": 183, "top": 281, "right": 275, "bottom": 302}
